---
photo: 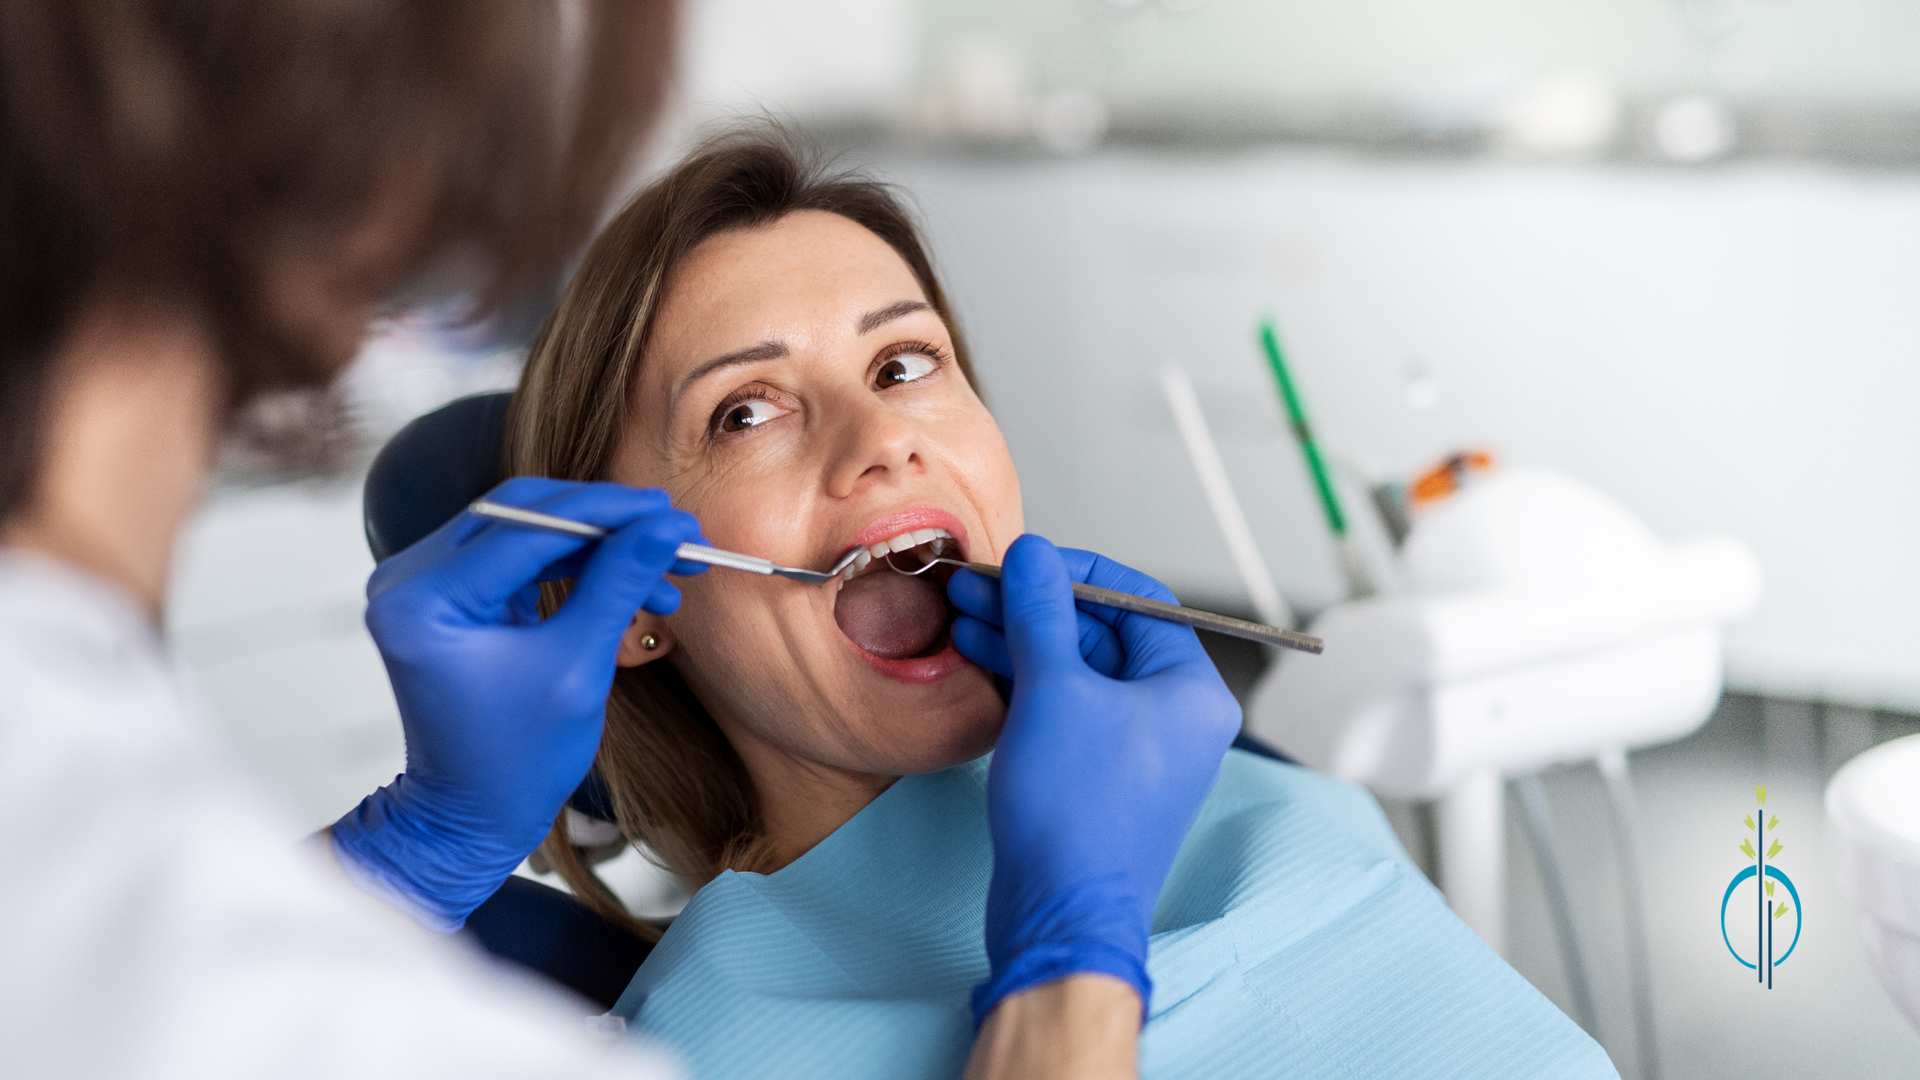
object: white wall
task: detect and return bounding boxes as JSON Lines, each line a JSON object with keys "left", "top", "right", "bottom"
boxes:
{"left": 673, "top": 0, "right": 916, "bottom": 122}
{"left": 917, "top": 0, "right": 1920, "bottom": 107}
{"left": 873, "top": 148, "right": 1920, "bottom": 710}
{"left": 668, "top": 0, "right": 1920, "bottom": 120}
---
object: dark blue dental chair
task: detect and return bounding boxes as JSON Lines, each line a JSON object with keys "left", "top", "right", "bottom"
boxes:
{"left": 362, "top": 391, "right": 1295, "bottom": 1010}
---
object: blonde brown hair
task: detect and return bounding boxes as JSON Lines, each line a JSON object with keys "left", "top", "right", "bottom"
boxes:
{"left": 505, "top": 128, "right": 974, "bottom": 937}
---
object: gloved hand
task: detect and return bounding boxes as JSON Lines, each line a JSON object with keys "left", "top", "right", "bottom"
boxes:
{"left": 330, "top": 477, "right": 706, "bottom": 931}
{"left": 946, "top": 536, "right": 1241, "bottom": 1026}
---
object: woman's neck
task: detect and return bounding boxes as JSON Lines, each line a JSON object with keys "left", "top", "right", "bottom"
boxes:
{"left": 1, "top": 303, "right": 222, "bottom": 620}
{"left": 724, "top": 728, "right": 899, "bottom": 871}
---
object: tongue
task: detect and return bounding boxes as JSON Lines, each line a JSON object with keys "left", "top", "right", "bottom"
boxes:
{"left": 834, "top": 569, "right": 950, "bottom": 660}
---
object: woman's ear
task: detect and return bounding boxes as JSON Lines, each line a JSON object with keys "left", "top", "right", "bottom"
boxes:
{"left": 615, "top": 611, "right": 674, "bottom": 667}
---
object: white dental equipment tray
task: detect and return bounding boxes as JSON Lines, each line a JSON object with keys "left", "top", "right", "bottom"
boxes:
{"left": 1248, "top": 468, "right": 1761, "bottom": 799}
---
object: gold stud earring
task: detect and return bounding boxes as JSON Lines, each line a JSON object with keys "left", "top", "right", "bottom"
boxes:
{"left": 640, "top": 633, "right": 660, "bottom": 651}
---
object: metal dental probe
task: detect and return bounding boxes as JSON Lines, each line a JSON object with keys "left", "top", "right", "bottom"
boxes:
{"left": 468, "top": 500, "right": 1324, "bottom": 654}
{"left": 469, "top": 500, "right": 861, "bottom": 584}
{"left": 884, "top": 555, "right": 1323, "bottom": 654}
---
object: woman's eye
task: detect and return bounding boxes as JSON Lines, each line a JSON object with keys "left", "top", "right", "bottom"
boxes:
{"left": 875, "top": 352, "right": 938, "bottom": 388}
{"left": 716, "top": 398, "right": 785, "bottom": 433}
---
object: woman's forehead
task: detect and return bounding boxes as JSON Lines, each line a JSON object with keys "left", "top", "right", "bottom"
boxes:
{"left": 653, "top": 211, "right": 928, "bottom": 353}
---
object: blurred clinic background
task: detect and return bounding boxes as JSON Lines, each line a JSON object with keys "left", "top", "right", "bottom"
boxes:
{"left": 168, "top": 2, "right": 1920, "bottom": 1077}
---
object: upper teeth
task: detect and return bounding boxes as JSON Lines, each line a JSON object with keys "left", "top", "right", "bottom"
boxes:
{"left": 838, "top": 528, "right": 953, "bottom": 579}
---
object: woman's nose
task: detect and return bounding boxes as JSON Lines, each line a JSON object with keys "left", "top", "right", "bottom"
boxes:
{"left": 821, "top": 387, "right": 926, "bottom": 499}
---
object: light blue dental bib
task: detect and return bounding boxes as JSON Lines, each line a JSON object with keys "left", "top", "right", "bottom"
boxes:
{"left": 613, "top": 751, "right": 1616, "bottom": 1079}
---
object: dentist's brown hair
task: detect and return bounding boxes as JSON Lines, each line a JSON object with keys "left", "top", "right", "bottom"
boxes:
{"left": 505, "top": 126, "right": 973, "bottom": 936}
{"left": 0, "top": 0, "right": 675, "bottom": 520}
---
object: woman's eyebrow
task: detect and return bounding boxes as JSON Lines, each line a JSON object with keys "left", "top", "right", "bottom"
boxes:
{"left": 855, "top": 300, "right": 931, "bottom": 335}
{"left": 672, "top": 340, "right": 788, "bottom": 414}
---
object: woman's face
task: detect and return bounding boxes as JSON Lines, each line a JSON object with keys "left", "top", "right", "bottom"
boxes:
{"left": 608, "top": 210, "right": 1022, "bottom": 784}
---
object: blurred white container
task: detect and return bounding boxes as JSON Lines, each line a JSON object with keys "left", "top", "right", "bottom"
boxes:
{"left": 1827, "top": 733, "right": 1920, "bottom": 1034}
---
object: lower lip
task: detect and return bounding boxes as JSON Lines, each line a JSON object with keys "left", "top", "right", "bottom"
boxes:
{"left": 847, "top": 637, "right": 972, "bottom": 684}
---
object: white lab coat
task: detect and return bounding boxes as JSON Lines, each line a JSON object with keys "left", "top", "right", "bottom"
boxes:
{"left": 0, "top": 552, "right": 678, "bottom": 1080}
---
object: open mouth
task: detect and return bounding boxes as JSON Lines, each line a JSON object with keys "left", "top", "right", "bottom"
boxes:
{"left": 832, "top": 528, "right": 961, "bottom": 662}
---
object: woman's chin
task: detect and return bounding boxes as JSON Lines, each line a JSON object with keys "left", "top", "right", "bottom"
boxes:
{"left": 839, "top": 637, "right": 1005, "bottom": 767}
{"left": 846, "top": 636, "right": 973, "bottom": 685}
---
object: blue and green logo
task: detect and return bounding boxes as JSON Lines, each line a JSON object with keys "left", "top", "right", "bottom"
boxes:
{"left": 1720, "top": 785, "right": 1800, "bottom": 987}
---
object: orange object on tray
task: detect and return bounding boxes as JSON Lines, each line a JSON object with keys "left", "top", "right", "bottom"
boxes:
{"left": 1408, "top": 449, "right": 1498, "bottom": 509}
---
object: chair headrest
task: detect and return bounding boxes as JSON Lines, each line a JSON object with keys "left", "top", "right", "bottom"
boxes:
{"left": 363, "top": 391, "right": 515, "bottom": 562}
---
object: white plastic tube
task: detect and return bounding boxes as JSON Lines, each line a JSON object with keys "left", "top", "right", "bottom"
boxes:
{"left": 1159, "top": 368, "right": 1293, "bottom": 630}
{"left": 1436, "top": 767, "right": 1506, "bottom": 956}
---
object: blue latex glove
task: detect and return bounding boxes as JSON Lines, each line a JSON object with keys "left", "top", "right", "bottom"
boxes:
{"left": 330, "top": 477, "right": 707, "bottom": 931}
{"left": 946, "top": 536, "right": 1241, "bottom": 1025}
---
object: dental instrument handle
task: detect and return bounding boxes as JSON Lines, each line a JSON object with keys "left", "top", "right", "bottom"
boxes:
{"left": 951, "top": 561, "right": 1324, "bottom": 655}
{"left": 671, "top": 544, "right": 778, "bottom": 576}
{"left": 1079, "top": 581, "right": 1323, "bottom": 653}
{"left": 467, "top": 500, "right": 833, "bottom": 584}
{"left": 470, "top": 499, "right": 611, "bottom": 538}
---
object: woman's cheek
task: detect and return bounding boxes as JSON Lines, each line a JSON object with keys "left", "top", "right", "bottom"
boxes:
{"left": 945, "top": 423, "right": 1023, "bottom": 554}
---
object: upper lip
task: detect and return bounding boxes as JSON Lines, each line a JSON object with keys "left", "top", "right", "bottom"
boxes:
{"left": 837, "top": 505, "right": 970, "bottom": 571}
